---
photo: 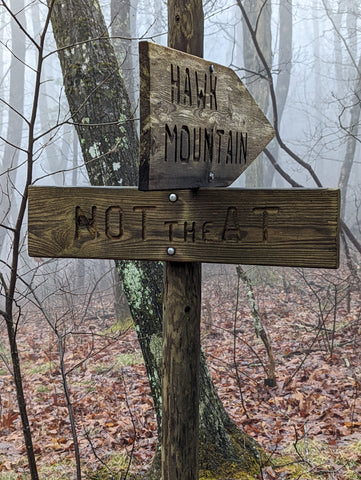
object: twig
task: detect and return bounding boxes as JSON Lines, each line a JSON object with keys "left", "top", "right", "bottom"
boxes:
{"left": 237, "top": 0, "right": 323, "bottom": 188}
{"left": 236, "top": 266, "right": 276, "bottom": 387}
{"left": 233, "top": 268, "right": 250, "bottom": 418}
{"left": 303, "top": 422, "right": 309, "bottom": 464}
{"left": 58, "top": 333, "right": 82, "bottom": 480}
{"left": 120, "top": 373, "right": 137, "bottom": 480}
{"left": 84, "top": 429, "right": 117, "bottom": 479}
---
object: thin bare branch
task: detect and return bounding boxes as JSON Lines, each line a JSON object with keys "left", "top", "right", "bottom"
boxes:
{"left": 0, "top": 136, "right": 28, "bottom": 154}
{"left": 1, "top": 0, "right": 40, "bottom": 49}
{"left": 0, "top": 223, "right": 16, "bottom": 233}
{"left": 321, "top": 0, "right": 361, "bottom": 77}
{"left": 0, "top": 39, "right": 38, "bottom": 72}
{"left": 0, "top": 97, "right": 29, "bottom": 125}
{"left": 264, "top": 148, "right": 302, "bottom": 187}
{"left": 237, "top": 0, "right": 323, "bottom": 188}
{"left": 0, "top": 272, "right": 8, "bottom": 294}
{"left": 254, "top": 0, "right": 270, "bottom": 37}
{"left": 42, "top": 32, "right": 165, "bottom": 62}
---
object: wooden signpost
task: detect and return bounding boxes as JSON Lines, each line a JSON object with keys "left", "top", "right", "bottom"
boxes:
{"left": 28, "top": 35, "right": 340, "bottom": 480}
{"left": 139, "top": 42, "right": 275, "bottom": 190}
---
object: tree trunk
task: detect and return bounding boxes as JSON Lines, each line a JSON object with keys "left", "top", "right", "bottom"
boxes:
{"left": 1, "top": 2, "right": 40, "bottom": 477}
{"left": 338, "top": 53, "right": 361, "bottom": 220}
{"left": 0, "top": 0, "right": 26, "bottom": 257}
{"left": 31, "top": 4, "right": 64, "bottom": 185}
{"left": 321, "top": 0, "right": 360, "bottom": 221}
{"left": 236, "top": 266, "right": 276, "bottom": 387}
{"left": 241, "top": 0, "right": 272, "bottom": 188}
{"left": 337, "top": 1, "right": 361, "bottom": 220}
{"left": 50, "top": 0, "right": 139, "bottom": 187}
{"left": 50, "top": 0, "right": 265, "bottom": 477}
{"left": 265, "top": 0, "right": 292, "bottom": 187}
{"left": 110, "top": 0, "right": 138, "bottom": 107}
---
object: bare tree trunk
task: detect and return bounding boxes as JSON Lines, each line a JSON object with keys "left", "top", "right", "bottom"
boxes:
{"left": 265, "top": 0, "right": 292, "bottom": 187}
{"left": 322, "top": 0, "right": 361, "bottom": 220}
{"left": 274, "top": 0, "right": 292, "bottom": 131}
{"left": 236, "top": 266, "right": 276, "bottom": 387}
{"left": 110, "top": 0, "right": 138, "bottom": 107}
{"left": 0, "top": 2, "right": 56, "bottom": 478}
{"left": 0, "top": 0, "right": 26, "bottom": 256}
{"left": 1, "top": 3, "right": 37, "bottom": 477}
{"left": 337, "top": 8, "right": 361, "bottom": 220}
{"left": 332, "top": 2, "right": 344, "bottom": 99}
{"left": 338, "top": 55, "right": 361, "bottom": 219}
{"left": 241, "top": 0, "right": 272, "bottom": 187}
{"left": 346, "top": 0, "right": 358, "bottom": 79}
{"left": 31, "top": 4, "right": 63, "bottom": 184}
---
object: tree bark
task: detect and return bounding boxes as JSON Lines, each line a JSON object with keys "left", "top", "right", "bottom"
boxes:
{"left": 50, "top": 0, "right": 265, "bottom": 477}
{"left": 50, "top": 0, "right": 138, "bottom": 187}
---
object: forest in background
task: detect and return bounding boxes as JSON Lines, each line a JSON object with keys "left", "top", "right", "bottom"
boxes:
{"left": 0, "top": 0, "right": 361, "bottom": 478}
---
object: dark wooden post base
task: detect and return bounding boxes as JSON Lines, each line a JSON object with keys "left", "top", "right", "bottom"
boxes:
{"left": 162, "top": 261, "right": 201, "bottom": 479}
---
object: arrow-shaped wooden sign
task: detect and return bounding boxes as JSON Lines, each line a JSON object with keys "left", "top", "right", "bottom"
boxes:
{"left": 139, "top": 41, "right": 275, "bottom": 190}
{"left": 28, "top": 186, "right": 339, "bottom": 268}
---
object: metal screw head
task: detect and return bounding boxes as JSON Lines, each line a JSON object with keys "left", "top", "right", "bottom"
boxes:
{"left": 169, "top": 193, "right": 178, "bottom": 202}
{"left": 167, "top": 247, "right": 176, "bottom": 256}
{"left": 208, "top": 172, "right": 215, "bottom": 182}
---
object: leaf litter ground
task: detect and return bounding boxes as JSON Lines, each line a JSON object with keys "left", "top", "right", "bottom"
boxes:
{"left": 0, "top": 263, "right": 360, "bottom": 479}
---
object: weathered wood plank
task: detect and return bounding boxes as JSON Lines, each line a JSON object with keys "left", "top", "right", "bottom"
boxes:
{"left": 139, "top": 41, "right": 275, "bottom": 190}
{"left": 162, "top": 260, "right": 201, "bottom": 480}
{"left": 28, "top": 186, "right": 340, "bottom": 268}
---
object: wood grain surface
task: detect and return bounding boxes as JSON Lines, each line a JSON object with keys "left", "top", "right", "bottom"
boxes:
{"left": 139, "top": 41, "right": 275, "bottom": 190}
{"left": 28, "top": 186, "right": 340, "bottom": 268}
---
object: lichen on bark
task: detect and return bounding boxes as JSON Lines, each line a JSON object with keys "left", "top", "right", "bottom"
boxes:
{"left": 50, "top": 0, "right": 138, "bottom": 187}
{"left": 116, "top": 259, "right": 164, "bottom": 428}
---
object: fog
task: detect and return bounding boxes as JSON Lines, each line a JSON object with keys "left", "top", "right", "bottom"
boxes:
{"left": 0, "top": 0, "right": 360, "bottom": 270}
{"left": 0, "top": 4, "right": 360, "bottom": 477}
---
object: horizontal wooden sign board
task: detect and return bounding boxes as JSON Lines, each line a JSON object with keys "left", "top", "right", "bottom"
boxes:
{"left": 139, "top": 41, "right": 275, "bottom": 190}
{"left": 28, "top": 187, "right": 340, "bottom": 268}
